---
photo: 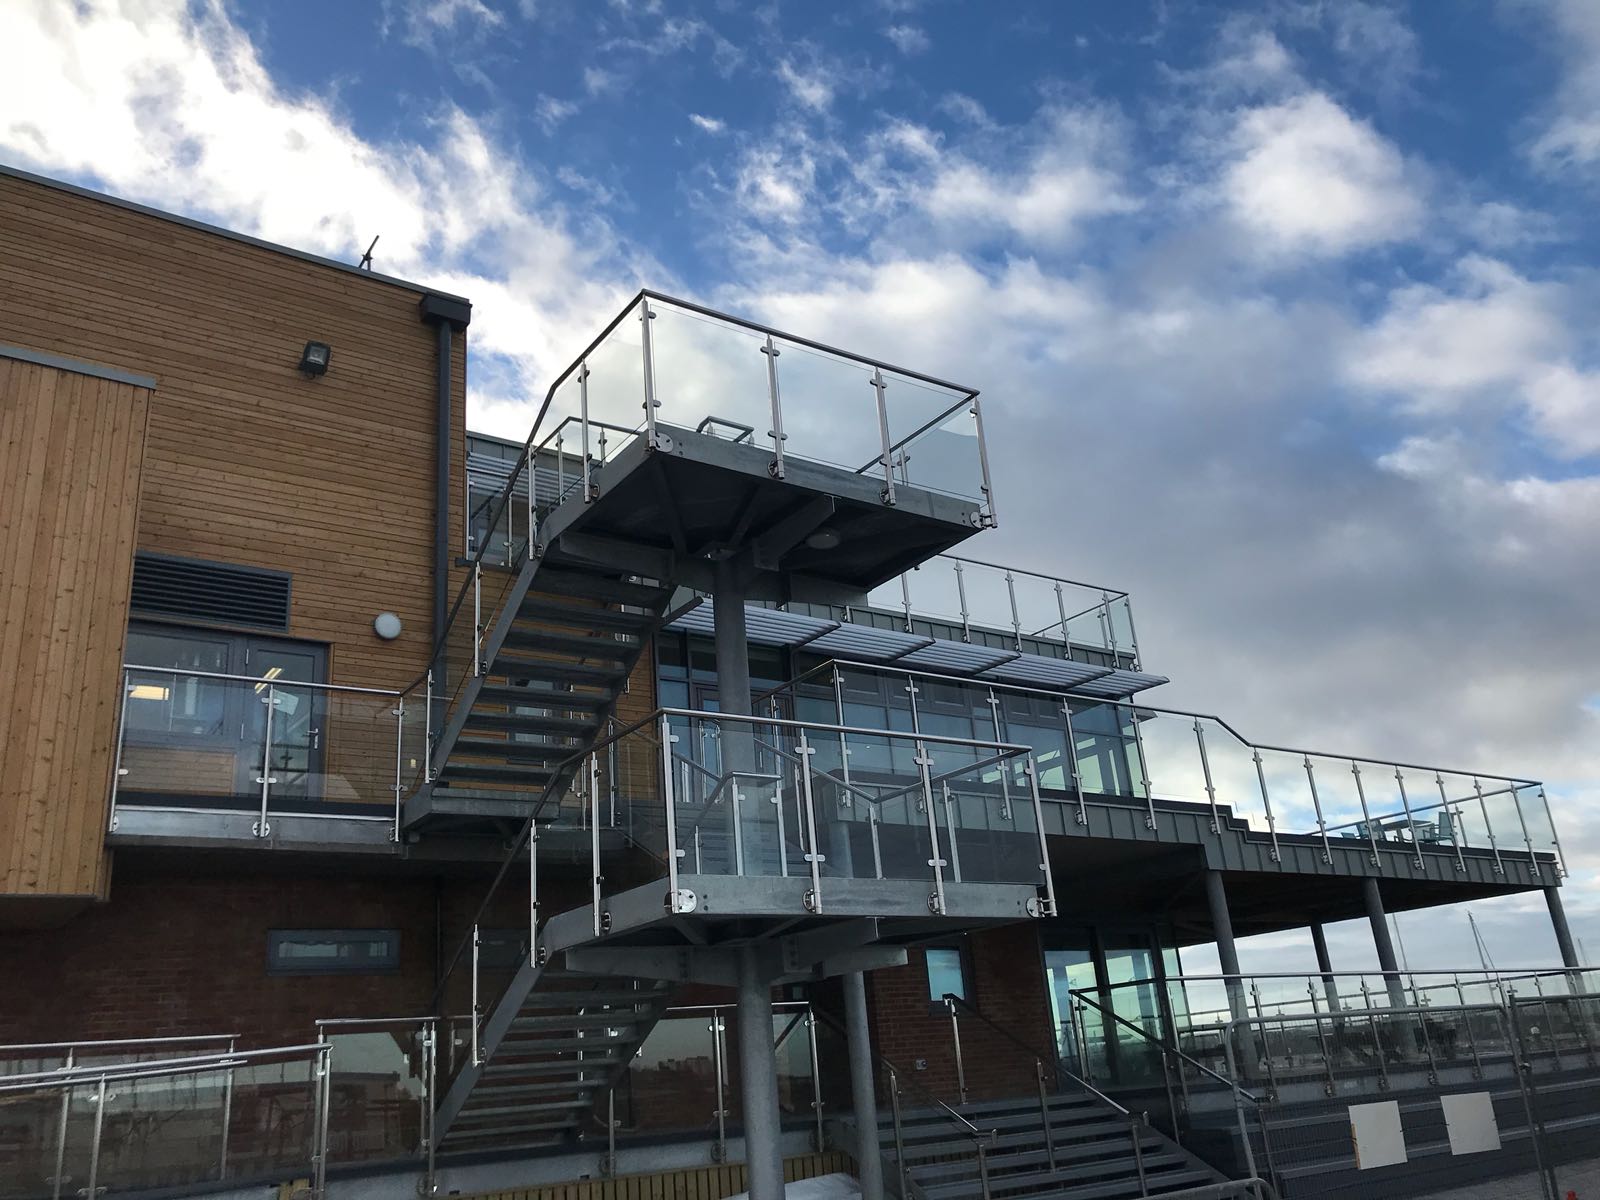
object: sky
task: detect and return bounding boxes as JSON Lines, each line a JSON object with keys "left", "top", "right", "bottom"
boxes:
{"left": 3, "top": 0, "right": 1597, "bottom": 978}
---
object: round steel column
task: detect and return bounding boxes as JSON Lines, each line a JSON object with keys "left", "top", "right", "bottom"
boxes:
{"left": 844, "top": 970, "right": 885, "bottom": 1200}
{"left": 737, "top": 946, "right": 786, "bottom": 1200}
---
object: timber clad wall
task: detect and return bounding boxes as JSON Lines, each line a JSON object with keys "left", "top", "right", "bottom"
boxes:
{"left": 0, "top": 170, "right": 465, "bottom": 697}
{"left": 0, "top": 354, "right": 151, "bottom": 920}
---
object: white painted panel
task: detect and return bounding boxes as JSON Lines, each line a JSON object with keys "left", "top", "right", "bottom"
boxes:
{"left": 1442, "top": 1091, "right": 1502, "bottom": 1155}
{"left": 1350, "top": 1100, "right": 1407, "bottom": 1169}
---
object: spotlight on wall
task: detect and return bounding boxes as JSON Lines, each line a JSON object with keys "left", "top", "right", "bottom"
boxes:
{"left": 373, "top": 612, "right": 403, "bottom": 641}
{"left": 298, "top": 341, "right": 332, "bottom": 377}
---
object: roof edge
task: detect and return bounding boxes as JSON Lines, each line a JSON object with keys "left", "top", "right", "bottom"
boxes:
{"left": 0, "top": 163, "right": 472, "bottom": 307}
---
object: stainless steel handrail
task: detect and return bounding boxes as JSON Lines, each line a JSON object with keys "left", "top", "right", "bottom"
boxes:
{"left": 0, "top": 1033, "right": 239, "bottom": 1054}
{"left": 123, "top": 663, "right": 402, "bottom": 696}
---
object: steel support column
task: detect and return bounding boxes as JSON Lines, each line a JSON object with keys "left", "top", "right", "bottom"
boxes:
{"left": 1204, "top": 870, "right": 1247, "bottom": 1022}
{"left": 1362, "top": 877, "right": 1408, "bottom": 1008}
{"left": 1545, "top": 886, "right": 1581, "bottom": 969}
{"left": 843, "top": 970, "right": 885, "bottom": 1200}
{"left": 737, "top": 945, "right": 786, "bottom": 1200}
{"left": 1310, "top": 921, "right": 1340, "bottom": 1012}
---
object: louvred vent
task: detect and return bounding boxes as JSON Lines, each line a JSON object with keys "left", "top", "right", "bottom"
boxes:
{"left": 130, "top": 553, "right": 291, "bottom": 631}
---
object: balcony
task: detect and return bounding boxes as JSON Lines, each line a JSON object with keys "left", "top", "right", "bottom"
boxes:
{"left": 761, "top": 661, "right": 1566, "bottom": 886}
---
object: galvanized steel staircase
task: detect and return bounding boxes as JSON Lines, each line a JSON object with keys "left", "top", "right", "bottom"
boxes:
{"left": 426, "top": 562, "right": 672, "bottom": 822}
{"left": 442, "top": 964, "right": 674, "bottom": 1154}
{"left": 883, "top": 1094, "right": 1221, "bottom": 1200}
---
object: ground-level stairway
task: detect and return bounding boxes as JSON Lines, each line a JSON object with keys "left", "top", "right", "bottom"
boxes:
{"left": 879, "top": 1094, "right": 1222, "bottom": 1200}
{"left": 440, "top": 962, "right": 675, "bottom": 1155}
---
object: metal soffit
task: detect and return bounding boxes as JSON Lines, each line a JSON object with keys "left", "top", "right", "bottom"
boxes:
{"left": 667, "top": 598, "right": 1166, "bottom": 700}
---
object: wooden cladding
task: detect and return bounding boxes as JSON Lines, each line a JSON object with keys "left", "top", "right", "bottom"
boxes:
{"left": 0, "top": 171, "right": 465, "bottom": 691}
{"left": 0, "top": 354, "right": 151, "bottom": 916}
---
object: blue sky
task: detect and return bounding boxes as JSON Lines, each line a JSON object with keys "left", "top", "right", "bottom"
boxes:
{"left": 4, "top": 0, "right": 1598, "bottom": 973}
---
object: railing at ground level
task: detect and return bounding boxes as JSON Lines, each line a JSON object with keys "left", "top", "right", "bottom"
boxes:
{"left": 110, "top": 665, "right": 417, "bottom": 841}
{"left": 0, "top": 1043, "right": 331, "bottom": 1200}
{"left": 764, "top": 661, "right": 1563, "bottom": 878}
{"left": 0, "top": 1034, "right": 239, "bottom": 1079}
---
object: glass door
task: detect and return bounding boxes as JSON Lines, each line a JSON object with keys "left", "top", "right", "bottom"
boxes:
{"left": 237, "top": 640, "right": 325, "bottom": 804}
{"left": 1044, "top": 947, "right": 1100, "bottom": 1077}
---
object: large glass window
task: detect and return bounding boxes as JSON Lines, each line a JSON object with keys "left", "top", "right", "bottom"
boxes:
{"left": 925, "top": 946, "right": 971, "bottom": 1007}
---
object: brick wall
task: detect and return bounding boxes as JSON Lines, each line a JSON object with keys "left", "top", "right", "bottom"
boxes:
{"left": 0, "top": 867, "right": 589, "bottom": 1049}
{"left": 865, "top": 922, "right": 1052, "bottom": 1104}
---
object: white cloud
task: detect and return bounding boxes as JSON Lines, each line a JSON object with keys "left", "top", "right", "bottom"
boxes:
{"left": 1522, "top": 364, "right": 1600, "bottom": 458}
{"left": 387, "top": 0, "right": 504, "bottom": 50}
{"left": 776, "top": 59, "right": 834, "bottom": 112}
{"left": 533, "top": 94, "right": 577, "bottom": 133}
{"left": 0, "top": 0, "right": 655, "bottom": 438}
{"left": 582, "top": 66, "right": 622, "bottom": 96}
{"left": 883, "top": 24, "right": 931, "bottom": 55}
{"left": 1221, "top": 92, "right": 1422, "bottom": 257}
{"left": 1346, "top": 258, "right": 1566, "bottom": 407}
{"left": 1525, "top": 0, "right": 1600, "bottom": 174}
{"left": 689, "top": 113, "right": 726, "bottom": 134}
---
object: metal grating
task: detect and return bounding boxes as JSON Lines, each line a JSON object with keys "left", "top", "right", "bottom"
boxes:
{"left": 130, "top": 553, "right": 291, "bottom": 631}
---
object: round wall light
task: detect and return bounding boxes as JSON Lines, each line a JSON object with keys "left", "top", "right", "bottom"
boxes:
{"left": 373, "top": 612, "right": 403, "bottom": 640}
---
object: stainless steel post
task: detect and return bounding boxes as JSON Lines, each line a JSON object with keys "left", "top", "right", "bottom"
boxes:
{"left": 423, "top": 1021, "right": 437, "bottom": 1194}
{"left": 970, "top": 395, "right": 996, "bottom": 525}
{"left": 1436, "top": 774, "right": 1467, "bottom": 872}
{"left": 1024, "top": 756, "right": 1058, "bottom": 915}
{"left": 392, "top": 697, "right": 405, "bottom": 841}
{"left": 1303, "top": 756, "right": 1331, "bottom": 864}
{"left": 1511, "top": 785, "right": 1541, "bottom": 875}
{"left": 1035, "top": 1059, "right": 1057, "bottom": 1170}
{"left": 1060, "top": 701, "right": 1086, "bottom": 826}
{"left": 917, "top": 743, "right": 946, "bottom": 914}
{"left": 423, "top": 669, "right": 433, "bottom": 782}
{"left": 871, "top": 368, "right": 896, "bottom": 506}
{"left": 1102, "top": 591, "right": 1120, "bottom": 660}
{"left": 976, "top": 1137, "right": 994, "bottom": 1200}
{"left": 253, "top": 683, "right": 277, "bottom": 838}
{"left": 1538, "top": 788, "right": 1568, "bottom": 877}
{"left": 805, "top": 1007, "right": 824, "bottom": 1151}
{"left": 946, "top": 997, "right": 969, "bottom": 1104}
{"left": 1474, "top": 778, "right": 1505, "bottom": 874}
{"left": 1129, "top": 1114, "right": 1148, "bottom": 1196}
{"left": 580, "top": 361, "right": 595, "bottom": 501}
{"left": 50, "top": 1049, "right": 73, "bottom": 1200}
{"left": 1220, "top": 1025, "right": 1260, "bottom": 1182}
{"left": 660, "top": 715, "right": 682, "bottom": 909}
{"left": 957, "top": 560, "right": 973, "bottom": 643}
{"left": 85, "top": 1075, "right": 107, "bottom": 1200}
{"left": 1394, "top": 768, "right": 1425, "bottom": 869}
{"left": 1004, "top": 570, "right": 1022, "bottom": 650}
{"left": 313, "top": 1045, "right": 332, "bottom": 1198}
{"left": 529, "top": 819, "right": 540, "bottom": 967}
{"left": 797, "top": 730, "right": 824, "bottom": 913}
{"left": 108, "top": 670, "right": 131, "bottom": 833}
{"left": 762, "top": 335, "right": 786, "bottom": 480}
{"left": 1352, "top": 761, "right": 1381, "bottom": 866}
{"left": 940, "top": 781, "right": 963, "bottom": 884}
{"left": 470, "top": 924, "right": 482, "bottom": 1067}
{"left": 1251, "top": 750, "right": 1281, "bottom": 862}
{"left": 887, "top": 1067, "right": 908, "bottom": 1198}
{"left": 1504, "top": 1001, "right": 1561, "bottom": 1200}
{"left": 471, "top": 561, "right": 482, "bottom": 675}
{"left": 1127, "top": 704, "right": 1157, "bottom": 831}
{"left": 712, "top": 1012, "right": 728, "bottom": 1162}
{"left": 640, "top": 300, "right": 660, "bottom": 446}
{"left": 219, "top": 1038, "right": 236, "bottom": 1180}
{"left": 1195, "top": 720, "right": 1220, "bottom": 833}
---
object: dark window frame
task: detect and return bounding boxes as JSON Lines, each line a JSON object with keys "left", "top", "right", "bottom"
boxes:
{"left": 267, "top": 929, "right": 401, "bottom": 976}
{"left": 924, "top": 942, "right": 975, "bottom": 1013}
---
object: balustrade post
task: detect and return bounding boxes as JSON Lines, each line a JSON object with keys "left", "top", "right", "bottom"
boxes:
{"left": 956, "top": 559, "right": 973, "bottom": 643}
{"left": 1251, "top": 750, "right": 1281, "bottom": 862}
{"left": 424, "top": 669, "right": 434, "bottom": 782}
{"left": 759, "top": 334, "right": 787, "bottom": 480}
{"left": 1473, "top": 778, "right": 1505, "bottom": 874}
{"left": 871, "top": 368, "right": 896, "bottom": 506}
{"left": 1035, "top": 1058, "right": 1057, "bottom": 1170}
{"left": 470, "top": 924, "right": 482, "bottom": 1067}
{"left": 887, "top": 1068, "right": 909, "bottom": 1197}
{"left": 529, "top": 819, "right": 541, "bottom": 967}
{"left": 1303, "top": 756, "right": 1331, "bottom": 863}
{"left": 1394, "top": 768, "right": 1424, "bottom": 869}
{"left": 50, "top": 1050, "right": 74, "bottom": 1200}
{"left": 253, "top": 682, "right": 277, "bottom": 838}
{"left": 798, "top": 731, "right": 824, "bottom": 913}
{"left": 1194, "top": 720, "right": 1220, "bottom": 833}
{"left": 970, "top": 395, "right": 996, "bottom": 525}
{"left": 1023, "top": 756, "right": 1058, "bottom": 916}
{"left": 711, "top": 1013, "right": 728, "bottom": 1162}
{"left": 945, "top": 997, "right": 969, "bottom": 1104}
{"left": 392, "top": 697, "right": 405, "bottom": 842}
{"left": 1539, "top": 788, "right": 1568, "bottom": 877}
{"left": 1351, "top": 761, "right": 1380, "bottom": 866}
{"left": 1005, "top": 570, "right": 1022, "bottom": 650}
{"left": 917, "top": 742, "right": 947, "bottom": 914}
{"left": 219, "top": 1038, "right": 236, "bottom": 1181}
{"left": 471, "top": 562, "right": 483, "bottom": 675}
{"left": 85, "top": 1075, "right": 107, "bottom": 1200}
{"left": 109, "top": 669, "right": 131, "bottom": 833}
{"left": 1052, "top": 579, "right": 1070, "bottom": 648}
{"left": 640, "top": 300, "right": 660, "bottom": 447}
{"left": 1060, "top": 701, "right": 1086, "bottom": 826}
{"left": 1436, "top": 774, "right": 1467, "bottom": 872}
{"left": 580, "top": 361, "right": 596, "bottom": 502}
{"left": 1127, "top": 704, "right": 1157, "bottom": 831}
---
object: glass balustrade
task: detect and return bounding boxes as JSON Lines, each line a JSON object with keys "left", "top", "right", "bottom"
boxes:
{"left": 761, "top": 661, "right": 1558, "bottom": 877}
{"left": 110, "top": 667, "right": 409, "bottom": 839}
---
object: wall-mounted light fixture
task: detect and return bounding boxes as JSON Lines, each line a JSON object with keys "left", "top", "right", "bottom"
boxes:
{"left": 373, "top": 612, "right": 403, "bottom": 640}
{"left": 298, "top": 341, "right": 332, "bottom": 377}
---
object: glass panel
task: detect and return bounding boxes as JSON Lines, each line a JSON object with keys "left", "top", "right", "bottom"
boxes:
{"left": 94, "top": 1067, "right": 230, "bottom": 1192}
{"left": 771, "top": 1007, "right": 820, "bottom": 1126}
{"left": 1070, "top": 702, "right": 1137, "bottom": 797}
{"left": 0, "top": 1086, "right": 69, "bottom": 1200}
{"left": 1133, "top": 711, "right": 1206, "bottom": 807}
{"left": 884, "top": 370, "right": 982, "bottom": 504}
{"left": 1197, "top": 719, "right": 1263, "bottom": 832}
{"left": 224, "top": 1056, "right": 320, "bottom": 1181}
{"left": 581, "top": 298, "right": 647, "bottom": 434}
{"left": 768, "top": 339, "right": 881, "bottom": 478}
{"left": 926, "top": 948, "right": 967, "bottom": 1003}
{"left": 323, "top": 1025, "right": 428, "bottom": 1166}
{"left": 1254, "top": 747, "right": 1314, "bottom": 837}
{"left": 612, "top": 1011, "right": 721, "bottom": 1139}
{"left": 648, "top": 302, "right": 771, "bottom": 453}
{"left": 1043, "top": 948, "right": 1097, "bottom": 1075}
{"left": 282, "top": 685, "right": 399, "bottom": 811}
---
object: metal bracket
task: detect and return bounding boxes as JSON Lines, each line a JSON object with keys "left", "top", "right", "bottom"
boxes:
{"left": 251, "top": 820, "right": 271, "bottom": 837}
{"left": 598, "top": 910, "right": 613, "bottom": 934}
{"left": 667, "top": 888, "right": 698, "bottom": 914}
{"left": 803, "top": 888, "right": 820, "bottom": 913}
{"left": 927, "top": 892, "right": 945, "bottom": 915}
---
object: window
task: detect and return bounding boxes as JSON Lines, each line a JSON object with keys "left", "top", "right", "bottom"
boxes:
{"left": 925, "top": 945, "right": 971, "bottom": 1007}
{"left": 267, "top": 929, "right": 400, "bottom": 975}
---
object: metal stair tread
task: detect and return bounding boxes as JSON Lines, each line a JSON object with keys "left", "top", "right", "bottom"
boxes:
{"left": 518, "top": 598, "right": 656, "bottom": 632}
{"left": 470, "top": 1057, "right": 622, "bottom": 1077}
{"left": 914, "top": 1147, "right": 1189, "bottom": 1194}
{"left": 891, "top": 1122, "right": 1162, "bottom": 1164}
{"left": 449, "top": 738, "right": 571, "bottom": 762}
{"left": 500, "top": 628, "right": 638, "bottom": 661}
{"left": 894, "top": 1108, "right": 1137, "bottom": 1145}
{"left": 474, "top": 682, "right": 610, "bottom": 709}
{"left": 904, "top": 1134, "right": 1179, "bottom": 1178}
{"left": 532, "top": 568, "right": 670, "bottom": 607}
{"left": 1019, "top": 1167, "right": 1216, "bottom": 1200}
{"left": 487, "top": 654, "right": 629, "bottom": 685}
{"left": 461, "top": 711, "right": 600, "bottom": 735}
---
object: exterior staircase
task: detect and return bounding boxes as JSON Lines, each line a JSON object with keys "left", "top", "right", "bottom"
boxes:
{"left": 440, "top": 962, "right": 675, "bottom": 1155}
{"left": 423, "top": 558, "right": 674, "bottom": 827}
{"left": 883, "top": 1094, "right": 1222, "bottom": 1200}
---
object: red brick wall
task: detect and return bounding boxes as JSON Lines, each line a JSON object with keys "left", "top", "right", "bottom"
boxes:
{"left": 865, "top": 923, "right": 1052, "bottom": 1104}
{"left": 0, "top": 868, "right": 590, "bottom": 1049}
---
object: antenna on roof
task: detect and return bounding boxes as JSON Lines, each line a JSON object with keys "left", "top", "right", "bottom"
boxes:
{"left": 359, "top": 235, "right": 380, "bottom": 271}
